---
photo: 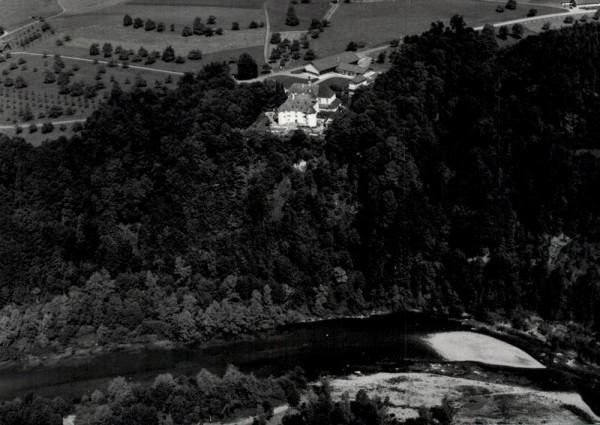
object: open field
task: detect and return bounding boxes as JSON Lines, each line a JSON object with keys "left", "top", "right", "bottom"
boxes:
{"left": 44, "top": 4, "right": 265, "bottom": 56}
{"left": 0, "top": 0, "right": 61, "bottom": 31}
{"left": 0, "top": 53, "right": 178, "bottom": 126}
{"left": 310, "top": 0, "right": 565, "bottom": 57}
{"left": 330, "top": 372, "right": 600, "bottom": 424}
{"left": 268, "top": 0, "right": 333, "bottom": 32}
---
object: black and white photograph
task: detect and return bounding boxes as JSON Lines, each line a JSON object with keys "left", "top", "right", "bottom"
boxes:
{"left": 1, "top": 0, "right": 600, "bottom": 423}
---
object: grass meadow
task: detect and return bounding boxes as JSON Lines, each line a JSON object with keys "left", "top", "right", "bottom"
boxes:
{"left": 268, "top": 0, "right": 333, "bottom": 32}
{"left": 0, "top": 0, "right": 61, "bottom": 30}
{"left": 310, "top": 0, "right": 565, "bottom": 57}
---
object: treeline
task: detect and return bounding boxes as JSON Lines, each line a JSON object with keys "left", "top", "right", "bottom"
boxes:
{"left": 71, "top": 366, "right": 307, "bottom": 425}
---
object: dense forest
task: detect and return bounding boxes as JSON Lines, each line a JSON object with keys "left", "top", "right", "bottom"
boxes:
{"left": 1, "top": 19, "right": 600, "bottom": 370}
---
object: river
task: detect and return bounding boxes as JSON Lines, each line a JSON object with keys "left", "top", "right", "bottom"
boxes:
{"left": 0, "top": 312, "right": 463, "bottom": 401}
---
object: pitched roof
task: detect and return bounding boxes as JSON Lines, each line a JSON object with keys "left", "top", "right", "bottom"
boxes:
{"left": 307, "top": 52, "right": 361, "bottom": 72}
{"left": 319, "top": 98, "right": 342, "bottom": 111}
{"left": 288, "top": 83, "right": 319, "bottom": 97}
{"left": 350, "top": 75, "right": 367, "bottom": 84}
{"left": 317, "top": 84, "right": 335, "bottom": 99}
{"left": 336, "top": 63, "right": 369, "bottom": 75}
{"left": 278, "top": 93, "right": 317, "bottom": 114}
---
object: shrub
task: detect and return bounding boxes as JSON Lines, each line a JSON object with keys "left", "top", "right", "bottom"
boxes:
{"left": 496, "top": 5, "right": 505, "bottom": 12}
{"left": 174, "top": 56, "right": 185, "bottom": 64}
{"left": 527, "top": 8, "right": 538, "bottom": 16}
{"left": 145, "top": 19, "right": 156, "bottom": 31}
{"left": 123, "top": 14, "right": 133, "bottom": 26}
{"left": 505, "top": 0, "right": 517, "bottom": 10}
{"left": 231, "top": 22, "right": 240, "bottom": 30}
{"left": 41, "top": 122, "right": 54, "bottom": 134}
{"left": 188, "top": 50, "right": 202, "bottom": 60}
{"left": 564, "top": 15, "right": 574, "bottom": 23}
{"left": 133, "top": 17, "right": 144, "bottom": 28}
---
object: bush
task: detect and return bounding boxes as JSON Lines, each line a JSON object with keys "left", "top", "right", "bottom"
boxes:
{"left": 564, "top": 15, "right": 574, "bottom": 23}
{"left": 496, "top": 5, "right": 505, "bottom": 12}
{"left": 505, "top": 0, "right": 517, "bottom": 10}
{"left": 232, "top": 22, "right": 240, "bottom": 30}
{"left": 133, "top": 17, "right": 144, "bottom": 29}
{"left": 346, "top": 41, "right": 358, "bottom": 51}
{"left": 123, "top": 14, "right": 133, "bottom": 26}
{"left": 145, "top": 19, "right": 156, "bottom": 31}
{"left": 188, "top": 50, "right": 202, "bottom": 60}
{"left": 41, "top": 122, "right": 54, "bottom": 134}
{"left": 527, "top": 8, "right": 538, "bottom": 16}
{"left": 174, "top": 56, "right": 185, "bottom": 64}
{"left": 29, "top": 123, "right": 38, "bottom": 133}
{"left": 157, "top": 22, "right": 165, "bottom": 32}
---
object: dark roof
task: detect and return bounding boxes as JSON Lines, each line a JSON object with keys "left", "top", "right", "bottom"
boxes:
{"left": 288, "top": 83, "right": 319, "bottom": 96}
{"left": 317, "top": 84, "right": 335, "bottom": 98}
{"left": 278, "top": 93, "right": 317, "bottom": 114}
{"left": 307, "top": 52, "right": 361, "bottom": 72}
{"left": 336, "top": 63, "right": 369, "bottom": 75}
{"left": 350, "top": 75, "right": 367, "bottom": 84}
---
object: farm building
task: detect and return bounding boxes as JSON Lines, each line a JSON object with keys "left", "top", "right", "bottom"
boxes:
{"left": 349, "top": 75, "right": 369, "bottom": 92}
{"left": 305, "top": 52, "right": 361, "bottom": 76}
{"left": 336, "top": 63, "right": 370, "bottom": 77}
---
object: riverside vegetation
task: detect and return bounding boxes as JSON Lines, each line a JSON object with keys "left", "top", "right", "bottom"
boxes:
{"left": 1, "top": 15, "right": 600, "bottom": 421}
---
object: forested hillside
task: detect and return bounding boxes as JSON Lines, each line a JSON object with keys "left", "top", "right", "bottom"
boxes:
{"left": 1, "top": 20, "right": 600, "bottom": 365}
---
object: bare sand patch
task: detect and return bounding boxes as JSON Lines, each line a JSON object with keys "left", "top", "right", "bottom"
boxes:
{"left": 425, "top": 331, "right": 545, "bottom": 368}
{"left": 330, "top": 372, "right": 600, "bottom": 424}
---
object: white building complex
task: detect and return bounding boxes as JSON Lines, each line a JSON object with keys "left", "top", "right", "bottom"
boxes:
{"left": 277, "top": 83, "right": 341, "bottom": 129}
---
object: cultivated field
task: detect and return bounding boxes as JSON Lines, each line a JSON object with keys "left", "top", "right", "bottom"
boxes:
{"left": 0, "top": 0, "right": 62, "bottom": 31}
{"left": 0, "top": 53, "right": 176, "bottom": 127}
{"left": 310, "top": 0, "right": 565, "bottom": 56}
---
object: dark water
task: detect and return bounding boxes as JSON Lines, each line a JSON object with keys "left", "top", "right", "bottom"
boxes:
{"left": 1, "top": 313, "right": 462, "bottom": 401}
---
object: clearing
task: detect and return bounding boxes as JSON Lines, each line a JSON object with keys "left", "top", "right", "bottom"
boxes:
{"left": 330, "top": 372, "right": 600, "bottom": 424}
{"left": 425, "top": 331, "right": 546, "bottom": 368}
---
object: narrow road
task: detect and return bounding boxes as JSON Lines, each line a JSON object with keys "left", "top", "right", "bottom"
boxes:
{"left": 0, "top": 118, "right": 86, "bottom": 130}
{"left": 473, "top": 7, "right": 595, "bottom": 29}
{"left": 8, "top": 51, "right": 185, "bottom": 76}
{"left": 323, "top": 1, "right": 340, "bottom": 22}
{"left": 1, "top": 0, "right": 66, "bottom": 40}
{"left": 262, "top": 0, "right": 272, "bottom": 64}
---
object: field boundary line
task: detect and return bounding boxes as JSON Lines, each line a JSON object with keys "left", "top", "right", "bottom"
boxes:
{"left": 9, "top": 51, "right": 185, "bottom": 75}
